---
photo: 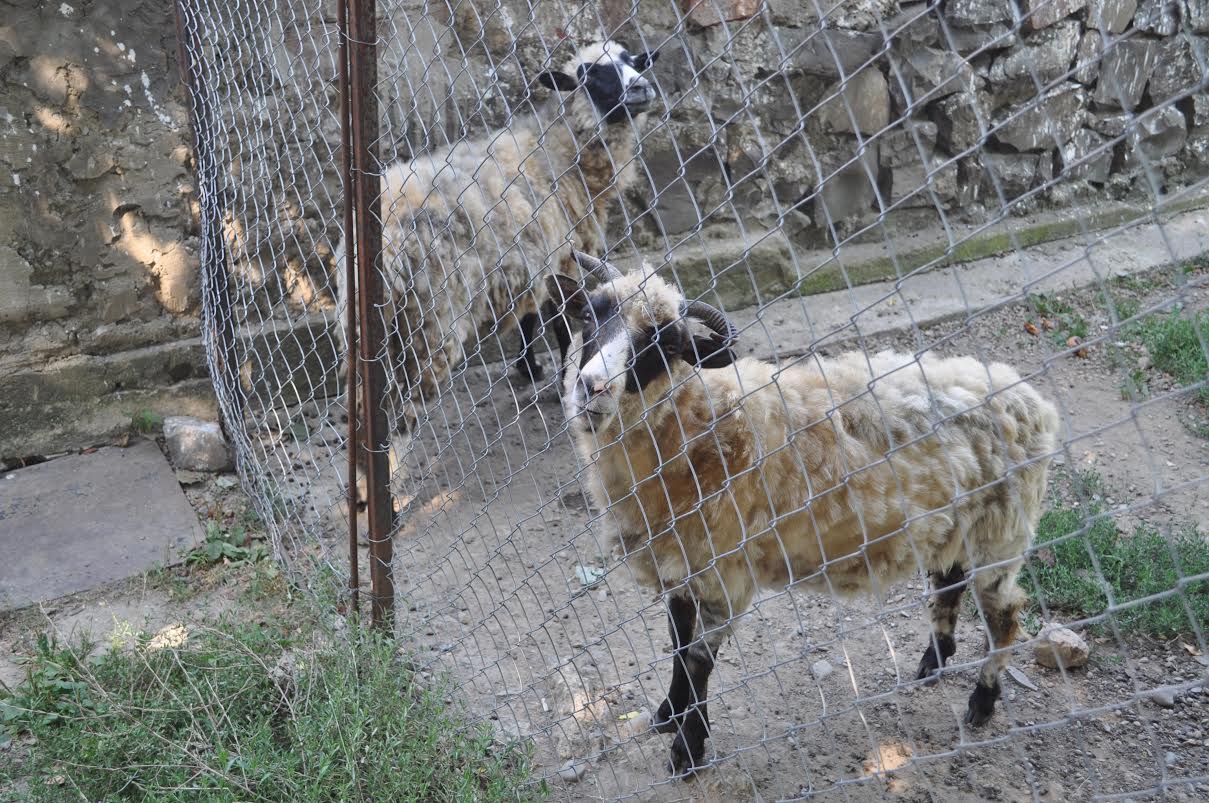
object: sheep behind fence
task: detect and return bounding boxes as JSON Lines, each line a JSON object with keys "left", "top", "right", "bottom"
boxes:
{"left": 179, "top": 0, "right": 1209, "bottom": 798}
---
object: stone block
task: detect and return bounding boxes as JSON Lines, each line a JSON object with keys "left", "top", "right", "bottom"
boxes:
{"left": 889, "top": 46, "right": 979, "bottom": 112}
{"left": 1133, "top": 0, "right": 1178, "bottom": 34}
{"left": 682, "top": 0, "right": 762, "bottom": 28}
{"left": 945, "top": 0, "right": 1015, "bottom": 25}
{"left": 1074, "top": 31, "right": 1102, "bottom": 86}
{"left": 948, "top": 22, "right": 1019, "bottom": 53}
{"left": 1147, "top": 37, "right": 1207, "bottom": 105}
{"left": 984, "top": 151, "right": 1054, "bottom": 198}
{"left": 1087, "top": 0, "right": 1138, "bottom": 32}
{"left": 880, "top": 119, "right": 941, "bottom": 167}
{"left": 995, "top": 84, "right": 1087, "bottom": 151}
{"left": 988, "top": 20, "right": 1081, "bottom": 107}
{"left": 1186, "top": 0, "right": 1209, "bottom": 33}
{"left": 819, "top": 68, "right": 891, "bottom": 135}
{"left": 933, "top": 90, "right": 992, "bottom": 152}
{"left": 163, "top": 416, "right": 234, "bottom": 472}
{"left": 816, "top": 143, "right": 881, "bottom": 223}
{"left": 1023, "top": 0, "right": 1087, "bottom": 29}
{"left": 1093, "top": 39, "right": 1162, "bottom": 111}
{"left": 1126, "top": 105, "right": 1188, "bottom": 168}
{"left": 1061, "top": 128, "right": 1113, "bottom": 183}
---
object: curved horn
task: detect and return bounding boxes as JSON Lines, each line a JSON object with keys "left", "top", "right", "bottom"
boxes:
{"left": 681, "top": 299, "right": 738, "bottom": 346}
{"left": 572, "top": 249, "right": 623, "bottom": 280}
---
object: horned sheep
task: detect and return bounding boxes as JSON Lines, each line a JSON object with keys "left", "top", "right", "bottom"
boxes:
{"left": 335, "top": 39, "right": 659, "bottom": 483}
{"left": 550, "top": 250, "right": 1061, "bottom": 775}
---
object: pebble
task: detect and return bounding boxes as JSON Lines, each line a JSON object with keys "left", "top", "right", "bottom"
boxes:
{"left": 1165, "top": 751, "right": 1178, "bottom": 768}
{"left": 1147, "top": 688, "right": 1176, "bottom": 708}
{"left": 558, "top": 760, "right": 589, "bottom": 782}
{"left": 1033, "top": 623, "right": 1090, "bottom": 669}
{"left": 811, "top": 659, "right": 835, "bottom": 681}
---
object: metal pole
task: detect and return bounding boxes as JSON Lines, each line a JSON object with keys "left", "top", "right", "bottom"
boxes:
{"left": 347, "top": 0, "right": 394, "bottom": 628}
{"left": 172, "top": 1, "right": 244, "bottom": 447}
{"left": 337, "top": 0, "right": 360, "bottom": 617}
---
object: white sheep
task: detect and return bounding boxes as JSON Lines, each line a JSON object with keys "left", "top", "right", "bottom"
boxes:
{"left": 550, "top": 250, "right": 1061, "bottom": 775}
{"left": 334, "top": 39, "right": 659, "bottom": 490}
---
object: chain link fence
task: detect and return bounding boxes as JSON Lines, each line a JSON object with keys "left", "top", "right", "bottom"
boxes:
{"left": 177, "top": 0, "right": 1209, "bottom": 798}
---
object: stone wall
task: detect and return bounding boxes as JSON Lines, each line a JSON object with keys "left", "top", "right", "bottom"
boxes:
{"left": 2, "top": 0, "right": 1207, "bottom": 457}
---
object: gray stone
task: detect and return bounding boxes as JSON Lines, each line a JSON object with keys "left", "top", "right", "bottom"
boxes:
{"left": 1165, "top": 751, "right": 1178, "bottom": 767}
{"left": 1186, "top": 0, "right": 1209, "bottom": 33}
{"left": 0, "top": 246, "right": 73, "bottom": 325}
{"left": 816, "top": 143, "right": 881, "bottom": 223}
{"left": 1033, "top": 623, "right": 1090, "bottom": 668}
{"left": 1134, "top": 0, "right": 1179, "bottom": 34}
{"left": 163, "top": 416, "right": 234, "bottom": 472}
{"left": 984, "top": 151, "right": 1054, "bottom": 198}
{"left": 1091, "top": 111, "right": 1133, "bottom": 136}
{"left": 1062, "top": 129, "right": 1113, "bottom": 183}
{"left": 1127, "top": 105, "right": 1188, "bottom": 167}
{"left": 1196, "top": 95, "right": 1209, "bottom": 126}
{"left": 946, "top": 0, "right": 1015, "bottom": 25}
{"left": 1087, "top": 0, "right": 1138, "bottom": 32}
{"left": 1074, "top": 32, "right": 1103, "bottom": 86}
{"left": 948, "top": 22, "right": 1019, "bottom": 53}
{"left": 0, "top": 442, "right": 203, "bottom": 611}
{"left": 811, "top": 659, "right": 835, "bottom": 680}
{"left": 891, "top": 154, "right": 961, "bottom": 208}
{"left": 988, "top": 21, "right": 1082, "bottom": 106}
{"left": 933, "top": 91, "right": 992, "bottom": 153}
{"left": 1023, "top": 0, "right": 1087, "bottom": 29}
{"left": 881, "top": 120, "right": 941, "bottom": 166}
{"left": 819, "top": 68, "right": 891, "bottom": 135}
{"left": 1148, "top": 38, "right": 1207, "bottom": 104}
{"left": 1147, "top": 687, "right": 1177, "bottom": 708}
{"left": 683, "top": 0, "right": 762, "bottom": 28}
{"left": 995, "top": 84, "right": 1088, "bottom": 151}
{"left": 890, "top": 46, "right": 980, "bottom": 111}
{"left": 1094, "top": 39, "right": 1162, "bottom": 110}
{"left": 787, "top": 27, "right": 885, "bottom": 77}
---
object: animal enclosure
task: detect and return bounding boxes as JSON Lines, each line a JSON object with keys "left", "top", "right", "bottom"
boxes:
{"left": 177, "top": 0, "right": 1209, "bottom": 798}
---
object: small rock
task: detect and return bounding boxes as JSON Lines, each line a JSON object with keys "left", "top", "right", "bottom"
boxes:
{"left": 1033, "top": 623, "right": 1090, "bottom": 669}
{"left": 1022, "top": 0, "right": 1086, "bottom": 30}
{"left": 1165, "top": 750, "right": 1178, "bottom": 767}
{"left": 1147, "top": 687, "right": 1176, "bottom": 708}
{"left": 557, "top": 759, "right": 589, "bottom": 782}
{"left": 1094, "top": 39, "right": 1162, "bottom": 111}
{"left": 174, "top": 469, "right": 207, "bottom": 486}
{"left": 811, "top": 659, "right": 835, "bottom": 680}
{"left": 163, "top": 416, "right": 233, "bottom": 472}
{"left": 1087, "top": 0, "right": 1137, "bottom": 32}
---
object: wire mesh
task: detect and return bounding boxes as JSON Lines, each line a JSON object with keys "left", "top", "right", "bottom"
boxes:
{"left": 178, "top": 0, "right": 1209, "bottom": 798}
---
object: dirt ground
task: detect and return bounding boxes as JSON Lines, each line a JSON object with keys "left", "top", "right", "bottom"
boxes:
{"left": 286, "top": 262, "right": 1207, "bottom": 801}
{"left": 4, "top": 262, "right": 1208, "bottom": 801}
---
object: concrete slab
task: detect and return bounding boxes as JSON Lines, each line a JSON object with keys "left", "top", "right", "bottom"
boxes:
{"left": 0, "top": 440, "right": 203, "bottom": 612}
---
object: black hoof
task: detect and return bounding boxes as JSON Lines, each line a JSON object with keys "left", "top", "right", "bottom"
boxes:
{"left": 916, "top": 634, "right": 956, "bottom": 684}
{"left": 963, "top": 680, "right": 1000, "bottom": 727}
{"left": 653, "top": 699, "right": 679, "bottom": 734}
{"left": 668, "top": 732, "right": 706, "bottom": 778}
{"left": 512, "top": 360, "right": 544, "bottom": 385}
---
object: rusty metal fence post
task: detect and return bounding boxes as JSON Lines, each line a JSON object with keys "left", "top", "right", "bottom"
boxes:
{"left": 343, "top": 0, "right": 394, "bottom": 628}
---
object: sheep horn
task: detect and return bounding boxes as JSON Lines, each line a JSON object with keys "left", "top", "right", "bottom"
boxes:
{"left": 682, "top": 299, "right": 738, "bottom": 346}
{"left": 572, "top": 249, "right": 623, "bottom": 280}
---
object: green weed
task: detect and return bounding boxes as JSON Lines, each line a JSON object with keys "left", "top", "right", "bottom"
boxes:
{"left": 1023, "top": 477, "right": 1209, "bottom": 638}
{"left": 1, "top": 617, "right": 539, "bottom": 801}
{"left": 129, "top": 409, "right": 164, "bottom": 434}
{"left": 188, "top": 520, "right": 269, "bottom": 567}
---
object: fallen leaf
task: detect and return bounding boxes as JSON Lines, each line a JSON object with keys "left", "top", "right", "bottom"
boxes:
{"left": 618, "top": 710, "right": 642, "bottom": 721}
{"left": 1067, "top": 335, "right": 1088, "bottom": 358}
{"left": 1041, "top": 317, "right": 1056, "bottom": 331}
{"left": 1024, "top": 322, "right": 1040, "bottom": 336}
{"left": 1182, "top": 642, "right": 1204, "bottom": 657}
{"left": 1006, "top": 664, "right": 1038, "bottom": 691}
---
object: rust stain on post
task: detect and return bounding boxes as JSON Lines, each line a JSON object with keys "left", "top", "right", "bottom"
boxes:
{"left": 348, "top": 0, "right": 395, "bottom": 628}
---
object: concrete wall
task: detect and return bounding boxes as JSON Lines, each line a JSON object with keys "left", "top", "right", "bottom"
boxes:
{"left": 3, "top": 0, "right": 1207, "bottom": 458}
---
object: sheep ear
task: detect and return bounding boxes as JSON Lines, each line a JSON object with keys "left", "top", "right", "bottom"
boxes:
{"left": 539, "top": 70, "right": 579, "bottom": 92}
{"left": 684, "top": 335, "right": 736, "bottom": 369}
{"left": 546, "top": 274, "right": 587, "bottom": 315}
{"left": 632, "top": 50, "right": 659, "bottom": 71}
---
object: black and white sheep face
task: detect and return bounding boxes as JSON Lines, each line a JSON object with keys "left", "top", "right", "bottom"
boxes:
{"left": 547, "top": 259, "right": 738, "bottom": 428}
{"left": 539, "top": 40, "right": 660, "bottom": 125}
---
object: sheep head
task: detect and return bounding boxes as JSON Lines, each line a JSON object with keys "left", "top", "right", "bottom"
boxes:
{"left": 538, "top": 39, "right": 660, "bottom": 126}
{"left": 546, "top": 250, "right": 737, "bottom": 428}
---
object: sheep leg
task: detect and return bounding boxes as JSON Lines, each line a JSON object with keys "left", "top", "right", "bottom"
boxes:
{"left": 916, "top": 562, "right": 967, "bottom": 683}
{"left": 964, "top": 569, "right": 1026, "bottom": 726}
{"left": 654, "top": 594, "right": 698, "bottom": 734}
{"left": 547, "top": 298, "right": 573, "bottom": 382}
{"left": 667, "top": 600, "right": 728, "bottom": 777}
{"left": 512, "top": 312, "right": 544, "bottom": 384}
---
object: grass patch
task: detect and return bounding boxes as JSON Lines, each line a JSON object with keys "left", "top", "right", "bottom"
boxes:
{"left": 1026, "top": 292, "right": 1089, "bottom": 347}
{"left": 1, "top": 616, "right": 539, "bottom": 801}
{"left": 1129, "top": 307, "right": 1209, "bottom": 402}
{"left": 128, "top": 409, "right": 163, "bottom": 435}
{"left": 1023, "top": 475, "right": 1209, "bottom": 638}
